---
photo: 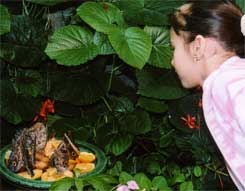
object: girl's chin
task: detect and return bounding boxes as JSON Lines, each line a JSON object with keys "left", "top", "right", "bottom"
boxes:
{"left": 181, "top": 80, "right": 196, "bottom": 89}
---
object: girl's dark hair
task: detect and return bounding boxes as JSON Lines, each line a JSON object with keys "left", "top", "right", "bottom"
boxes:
{"left": 170, "top": 0, "right": 244, "bottom": 57}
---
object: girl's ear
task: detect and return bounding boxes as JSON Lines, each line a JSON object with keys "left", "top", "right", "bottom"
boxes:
{"left": 190, "top": 35, "right": 206, "bottom": 60}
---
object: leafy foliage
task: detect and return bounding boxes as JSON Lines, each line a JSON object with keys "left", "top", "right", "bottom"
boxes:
{"left": 1, "top": 15, "right": 49, "bottom": 67}
{"left": 0, "top": 4, "right": 11, "bottom": 35}
{"left": 45, "top": 26, "right": 99, "bottom": 66}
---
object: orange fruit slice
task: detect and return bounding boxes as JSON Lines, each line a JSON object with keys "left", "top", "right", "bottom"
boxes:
{"left": 18, "top": 169, "right": 43, "bottom": 180}
{"left": 78, "top": 152, "right": 96, "bottom": 163}
{"left": 74, "top": 163, "right": 95, "bottom": 173}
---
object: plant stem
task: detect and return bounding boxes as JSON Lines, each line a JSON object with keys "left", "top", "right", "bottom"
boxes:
{"left": 107, "top": 55, "right": 115, "bottom": 92}
{"left": 101, "top": 96, "right": 112, "bottom": 112}
{"left": 205, "top": 165, "right": 229, "bottom": 176}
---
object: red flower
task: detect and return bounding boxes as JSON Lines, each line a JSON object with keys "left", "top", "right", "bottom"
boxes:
{"left": 181, "top": 114, "right": 199, "bottom": 129}
{"left": 33, "top": 99, "right": 55, "bottom": 122}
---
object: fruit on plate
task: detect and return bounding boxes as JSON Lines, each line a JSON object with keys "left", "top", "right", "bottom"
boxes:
{"left": 41, "top": 167, "right": 73, "bottom": 182}
{"left": 74, "top": 163, "right": 95, "bottom": 174}
{"left": 18, "top": 169, "right": 43, "bottom": 180}
{"left": 78, "top": 152, "right": 96, "bottom": 163}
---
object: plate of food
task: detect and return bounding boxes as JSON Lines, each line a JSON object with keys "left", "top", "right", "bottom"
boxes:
{"left": 0, "top": 122, "right": 107, "bottom": 190}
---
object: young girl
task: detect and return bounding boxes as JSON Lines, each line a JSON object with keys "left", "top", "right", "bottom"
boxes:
{"left": 170, "top": 1, "right": 245, "bottom": 190}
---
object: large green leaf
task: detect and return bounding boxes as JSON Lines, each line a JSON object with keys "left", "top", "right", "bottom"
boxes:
{"left": 144, "top": 26, "right": 172, "bottom": 69}
{"left": 45, "top": 25, "right": 99, "bottom": 66}
{"left": 26, "top": 0, "right": 68, "bottom": 6}
{"left": 105, "top": 134, "right": 133, "bottom": 156}
{"left": 111, "top": 96, "right": 134, "bottom": 113}
{"left": 108, "top": 27, "right": 152, "bottom": 69}
{"left": 48, "top": 71, "right": 106, "bottom": 105}
{"left": 236, "top": 0, "right": 245, "bottom": 12}
{"left": 119, "top": 172, "right": 134, "bottom": 184}
{"left": 0, "top": 16, "right": 48, "bottom": 67}
{"left": 134, "top": 173, "right": 152, "bottom": 189}
{"left": 136, "top": 69, "right": 188, "bottom": 99}
{"left": 137, "top": 97, "right": 168, "bottom": 113}
{"left": 114, "top": 0, "right": 185, "bottom": 26}
{"left": 179, "top": 181, "right": 193, "bottom": 191}
{"left": 49, "top": 118, "right": 90, "bottom": 141}
{"left": 15, "top": 70, "right": 45, "bottom": 97}
{"left": 0, "top": 80, "right": 41, "bottom": 124}
{"left": 152, "top": 176, "right": 168, "bottom": 189}
{"left": 77, "top": 2, "right": 125, "bottom": 34}
{"left": 120, "top": 110, "right": 151, "bottom": 135}
{"left": 93, "top": 32, "right": 115, "bottom": 55}
{"left": 85, "top": 175, "right": 115, "bottom": 191}
{"left": 75, "top": 179, "right": 84, "bottom": 191}
{"left": 0, "top": 4, "right": 11, "bottom": 35}
{"left": 49, "top": 178, "right": 73, "bottom": 191}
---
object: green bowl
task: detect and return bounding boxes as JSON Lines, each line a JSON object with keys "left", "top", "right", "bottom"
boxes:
{"left": 0, "top": 140, "right": 107, "bottom": 190}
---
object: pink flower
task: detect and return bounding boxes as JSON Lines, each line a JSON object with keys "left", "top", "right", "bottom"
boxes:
{"left": 117, "top": 185, "right": 130, "bottom": 191}
{"left": 127, "top": 181, "right": 139, "bottom": 190}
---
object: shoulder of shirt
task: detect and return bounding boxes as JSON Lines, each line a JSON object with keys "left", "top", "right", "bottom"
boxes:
{"left": 211, "top": 57, "right": 245, "bottom": 98}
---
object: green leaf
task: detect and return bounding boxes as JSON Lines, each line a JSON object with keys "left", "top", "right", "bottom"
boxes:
{"left": 1, "top": 16, "right": 48, "bottom": 67}
{"left": 171, "top": 173, "right": 185, "bottom": 185}
{"left": 45, "top": 25, "right": 99, "bottom": 66}
{"left": 15, "top": 70, "right": 45, "bottom": 97}
{"left": 144, "top": 26, "right": 172, "bottom": 69}
{"left": 120, "top": 110, "right": 151, "bottom": 135}
{"left": 108, "top": 27, "right": 152, "bottom": 69}
{"left": 137, "top": 97, "right": 168, "bottom": 113}
{"left": 26, "top": 0, "right": 68, "bottom": 6}
{"left": 179, "top": 181, "right": 193, "bottom": 191}
{"left": 160, "top": 187, "right": 173, "bottom": 191}
{"left": 48, "top": 71, "right": 105, "bottom": 105}
{"left": 236, "top": 0, "right": 245, "bottom": 12}
{"left": 75, "top": 178, "right": 84, "bottom": 191}
{"left": 93, "top": 32, "right": 115, "bottom": 55}
{"left": 134, "top": 173, "right": 152, "bottom": 189}
{"left": 193, "top": 166, "right": 202, "bottom": 177}
{"left": 152, "top": 176, "right": 168, "bottom": 189}
{"left": 85, "top": 175, "right": 114, "bottom": 191}
{"left": 77, "top": 2, "right": 125, "bottom": 34}
{"left": 50, "top": 118, "right": 90, "bottom": 140}
{"left": 0, "top": 80, "right": 41, "bottom": 124}
{"left": 146, "top": 160, "right": 161, "bottom": 175}
{"left": 49, "top": 178, "right": 73, "bottom": 191}
{"left": 112, "top": 96, "right": 134, "bottom": 113}
{"left": 107, "top": 161, "right": 123, "bottom": 176}
{"left": 119, "top": 171, "right": 134, "bottom": 184}
{"left": 105, "top": 134, "right": 133, "bottom": 156}
{"left": 0, "top": 4, "right": 11, "bottom": 35}
{"left": 159, "top": 129, "right": 174, "bottom": 148}
{"left": 115, "top": 0, "right": 185, "bottom": 26}
{"left": 136, "top": 69, "right": 188, "bottom": 99}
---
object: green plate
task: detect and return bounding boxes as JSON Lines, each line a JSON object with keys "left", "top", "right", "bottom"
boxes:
{"left": 0, "top": 140, "right": 107, "bottom": 190}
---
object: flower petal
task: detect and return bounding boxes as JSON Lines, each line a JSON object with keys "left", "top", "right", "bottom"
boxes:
{"left": 117, "top": 185, "right": 130, "bottom": 191}
{"left": 127, "top": 180, "right": 139, "bottom": 190}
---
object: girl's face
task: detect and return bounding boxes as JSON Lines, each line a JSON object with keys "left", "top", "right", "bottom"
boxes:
{"left": 170, "top": 29, "right": 202, "bottom": 88}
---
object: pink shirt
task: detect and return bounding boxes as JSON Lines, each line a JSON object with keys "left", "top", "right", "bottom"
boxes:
{"left": 203, "top": 56, "right": 245, "bottom": 190}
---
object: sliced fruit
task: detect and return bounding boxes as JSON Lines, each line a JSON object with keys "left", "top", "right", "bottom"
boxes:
{"left": 78, "top": 152, "right": 96, "bottom": 163}
{"left": 44, "top": 138, "right": 62, "bottom": 158}
{"left": 41, "top": 168, "right": 74, "bottom": 182}
{"left": 74, "top": 163, "right": 95, "bottom": 173}
{"left": 18, "top": 169, "right": 43, "bottom": 180}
